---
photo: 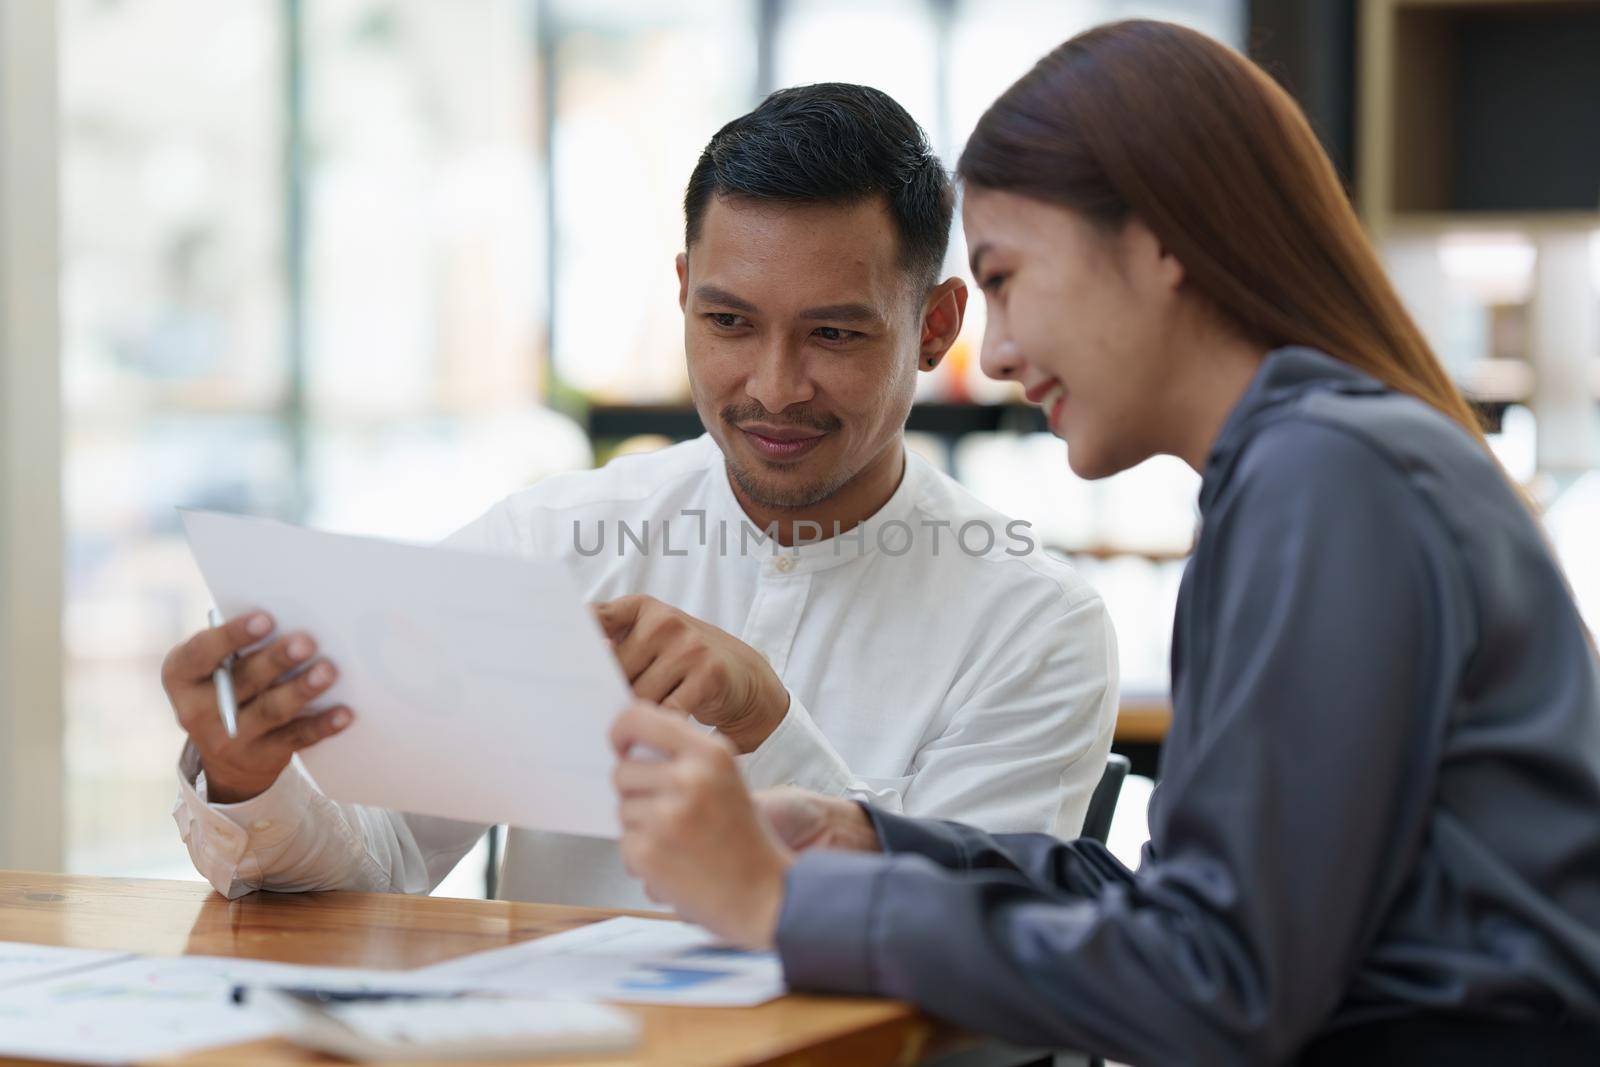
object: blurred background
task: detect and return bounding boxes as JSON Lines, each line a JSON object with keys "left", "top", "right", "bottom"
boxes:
{"left": 1, "top": 0, "right": 1596, "bottom": 893}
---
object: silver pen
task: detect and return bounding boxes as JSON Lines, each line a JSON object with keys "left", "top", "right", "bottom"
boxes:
{"left": 208, "top": 608, "right": 240, "bottom": 737}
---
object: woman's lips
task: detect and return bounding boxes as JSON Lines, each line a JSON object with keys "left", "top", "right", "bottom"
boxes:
{"left": 740, "top": 427, "right": 826, "bottom": 461}
{"left": 1034, "top": 383, "right": 1068, "bottom": 435}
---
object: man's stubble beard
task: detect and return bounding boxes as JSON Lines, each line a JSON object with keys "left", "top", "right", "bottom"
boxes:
{"left": 714, "top": 396, "right": 852, "bottom": 511}
{"left": 724, "top": 452, "right": 855, "bottom": 511}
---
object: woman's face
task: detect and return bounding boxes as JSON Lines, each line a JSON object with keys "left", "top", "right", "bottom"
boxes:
{"left": 963, "top": 187, "right": 1184, "bottom": 480}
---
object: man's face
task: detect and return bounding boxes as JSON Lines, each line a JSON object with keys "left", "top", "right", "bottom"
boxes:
{"left": 678, "top": 195, "right": 923, "bottom": 512}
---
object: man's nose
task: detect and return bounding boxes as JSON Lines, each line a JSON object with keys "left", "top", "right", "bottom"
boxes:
{"left": 745, "top": 341, "right": 815, "bottom": 414}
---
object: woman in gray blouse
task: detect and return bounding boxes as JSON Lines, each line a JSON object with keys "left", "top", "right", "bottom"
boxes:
{"left": 606, "top": 19, "right": 1600, "bottom": 1066}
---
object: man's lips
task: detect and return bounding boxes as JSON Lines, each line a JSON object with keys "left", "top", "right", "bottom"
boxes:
{"left": 738, "top": 424, "right": 826, "bottom": 443}
{"left": 737, "top": 424, "right": 828, "bottom": 460}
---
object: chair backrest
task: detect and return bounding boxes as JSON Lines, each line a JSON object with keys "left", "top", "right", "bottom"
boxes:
{"left": 1080, "top": 753, "right": 1131, "bottom": 844}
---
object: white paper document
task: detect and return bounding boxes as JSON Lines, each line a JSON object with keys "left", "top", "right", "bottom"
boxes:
{"left": 0, "top": 942, "right": 132, "bottom": 991}
{"left": 416, "top": 916, "right": 787, "bottom": 1007}
{"left": 0, "top": 952, "right": 456, "bottom": 1065}
{"left": 180, "top": 509, "right": 632, "bottom": 838}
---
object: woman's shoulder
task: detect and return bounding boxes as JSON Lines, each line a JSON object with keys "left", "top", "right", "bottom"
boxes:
{"left": 1229, "top": 383, "right": 1509, "bottom": 517}
{"left": 1212, "top": 389, "right": 1535, "bottom": 607}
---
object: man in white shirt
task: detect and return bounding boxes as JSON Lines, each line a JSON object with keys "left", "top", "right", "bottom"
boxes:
{"left": 163, "top": 83, "right": 1118, "bottom": 909}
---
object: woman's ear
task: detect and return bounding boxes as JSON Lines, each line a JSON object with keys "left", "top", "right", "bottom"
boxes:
{"left": 1120, "top": 216, "right": 1185, "bottom": 295}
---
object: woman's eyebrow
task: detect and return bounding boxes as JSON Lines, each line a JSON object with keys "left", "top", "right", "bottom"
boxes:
{"left": 969, "top": 242, "right": 992, "bottom": 278}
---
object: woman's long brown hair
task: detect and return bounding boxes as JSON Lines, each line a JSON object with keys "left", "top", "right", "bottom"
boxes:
{"left": 958, "top": 19, "right": 1488, "bottom": 446}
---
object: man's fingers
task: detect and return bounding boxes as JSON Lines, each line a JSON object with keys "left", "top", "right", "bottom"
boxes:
{"left": 171, "top": 680, "right": 230, "bottom": 754}
{"left": 231, "top": 632, "right": 317, "bottom": 705}
{"left": 163, "top": 611, "right": 275, "bottom": 691}
{"left": 593, "top": 595, "right": 649, "bottom": 641}
{"left": 630, "top": 654, "right": 688, "bottom": 703}
{"left": 609, "top": 700, "right": 700, "bottom": 759}
{"left": 661, "top": 673, "right": 716, "bottom": 719}
{"left": 237, "top": 660, "right": 339, "bottom": 740}
{"left": 260, "top": 706, "right": 353, "bottom": 762}
{"left": 611, "top": 629, "right": 659, "bottom": 684}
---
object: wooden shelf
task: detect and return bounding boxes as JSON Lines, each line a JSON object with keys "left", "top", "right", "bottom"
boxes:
{"left": 1115, "top": 697, "right": 1172, "bottom": 744}
{"left": 1359, "top": 0, "right": 1600, "bottom": 231}
{"left": 1384, "top": 211, "right": 1600, "bottom": 237}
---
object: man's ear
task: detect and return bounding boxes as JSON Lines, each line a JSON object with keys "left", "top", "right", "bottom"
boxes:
{"left": 676, "top": 252, "right": 689, "bottom": 312}
{"left": 918, "top": 277, "right": 969, "bottom": 370}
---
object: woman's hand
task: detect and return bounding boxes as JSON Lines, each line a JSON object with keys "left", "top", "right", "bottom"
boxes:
{"left": 754, "top": 787, "right": 883, "bottom": 854}
{"left": 610, "top": 702, "right": 793, "bottom": 949}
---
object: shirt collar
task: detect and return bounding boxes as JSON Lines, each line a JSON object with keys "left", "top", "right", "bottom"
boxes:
{"left": 1199, "top": 346, "right": 1387, "bottom": 514}
{"left": 704, "top": 440, "right": 923, "bottom": 576}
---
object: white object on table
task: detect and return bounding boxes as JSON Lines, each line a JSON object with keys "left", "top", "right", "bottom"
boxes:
{"left": 0, "top": 952, "right": 462, "bottom": 1065}
{"left": 179, "top": 509, "right": 632, "bottom": 839}
{"left": 260, "top": 992, "right": 640, "bottom": 1062}
{"left": 417, "top": 916, "right": 787, "bottom": 1007}
{"left": 0, "top": 942, "right": 132, "bottom": 990}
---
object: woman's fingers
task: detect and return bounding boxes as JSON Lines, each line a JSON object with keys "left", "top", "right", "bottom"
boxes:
{"left": 608, "top": 700, "right": 702, "bottom": 758}
{"left": 613, "top": 757, "right": 674, "bottom": 797}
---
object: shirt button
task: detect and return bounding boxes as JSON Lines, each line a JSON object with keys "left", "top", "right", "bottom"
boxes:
{"left": 775, "top": 556, "right": 795, "bottom": 573}
{"left": 251, "top": 819, "right": 272, "bottom": 832}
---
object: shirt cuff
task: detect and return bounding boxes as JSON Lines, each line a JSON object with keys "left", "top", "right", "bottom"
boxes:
{"left": 864, "top": 807, "right": 974, "bottom": 870}
{"left": 737, "top": 691, "right": 856, "bottom": 795}
{"left": 171, "top": 745, "right": 317, "bottom": 897}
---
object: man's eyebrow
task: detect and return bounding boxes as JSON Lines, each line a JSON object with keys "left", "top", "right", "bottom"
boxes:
{"left": 692, "top": 286, "right": 757, "bottom": 313}
{"left": 968, "top": 242, "right": 992, "bottom": 279}
{"left": 797, "top": 303, "right": 880, "bottom": 325}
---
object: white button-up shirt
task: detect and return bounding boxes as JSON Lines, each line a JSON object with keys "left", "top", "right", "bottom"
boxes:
{"left": 173, "top": 435, "right": 1118, "bottom": 908}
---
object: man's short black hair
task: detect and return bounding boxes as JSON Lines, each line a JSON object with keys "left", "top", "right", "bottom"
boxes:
{"left": 684, "top": 83, "right": 954, "bottom": 293}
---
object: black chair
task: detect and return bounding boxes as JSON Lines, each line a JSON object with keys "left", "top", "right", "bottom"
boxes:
{"left": 1081, "top": 753, "right": 1131, "bottom": 845}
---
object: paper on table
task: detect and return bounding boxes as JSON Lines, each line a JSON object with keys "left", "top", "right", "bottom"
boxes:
{"left": 0, "top": 952, "right": 460, "bottom": 1065}
{"left": 0, "top": 942, "right": 132, "bottom": 990}
{"left": 180, "top": 509, "right": 632, "bottom": 839}
{"left": 415, "top": 916, "right": 787, "bottom": 1007}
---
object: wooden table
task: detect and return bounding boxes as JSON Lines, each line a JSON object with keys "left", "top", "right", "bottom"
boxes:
{"left": 0, "top": 871, "right": 1046, "bottom": 1067}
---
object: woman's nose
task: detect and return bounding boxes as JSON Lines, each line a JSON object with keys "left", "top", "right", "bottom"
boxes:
{"left": 979, "top": 329, "right": 1023, "bottom": 382}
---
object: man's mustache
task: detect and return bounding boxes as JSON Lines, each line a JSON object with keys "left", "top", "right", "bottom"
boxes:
{"left": 720, "top": 404, "right": 842, "bottom": 434}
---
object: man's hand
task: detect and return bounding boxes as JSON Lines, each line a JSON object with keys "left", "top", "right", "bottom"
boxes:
{"left": 611, "top": 701, "right": 791, "bottom": 949}
{"left": 161, "top": 611, "right": 353, "bottom": 804}
{"left": 754, "top": 787, "right": 883, "bottom": 854}
{"left": 594, "top": 595, "right": 789, "bottom": 753}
